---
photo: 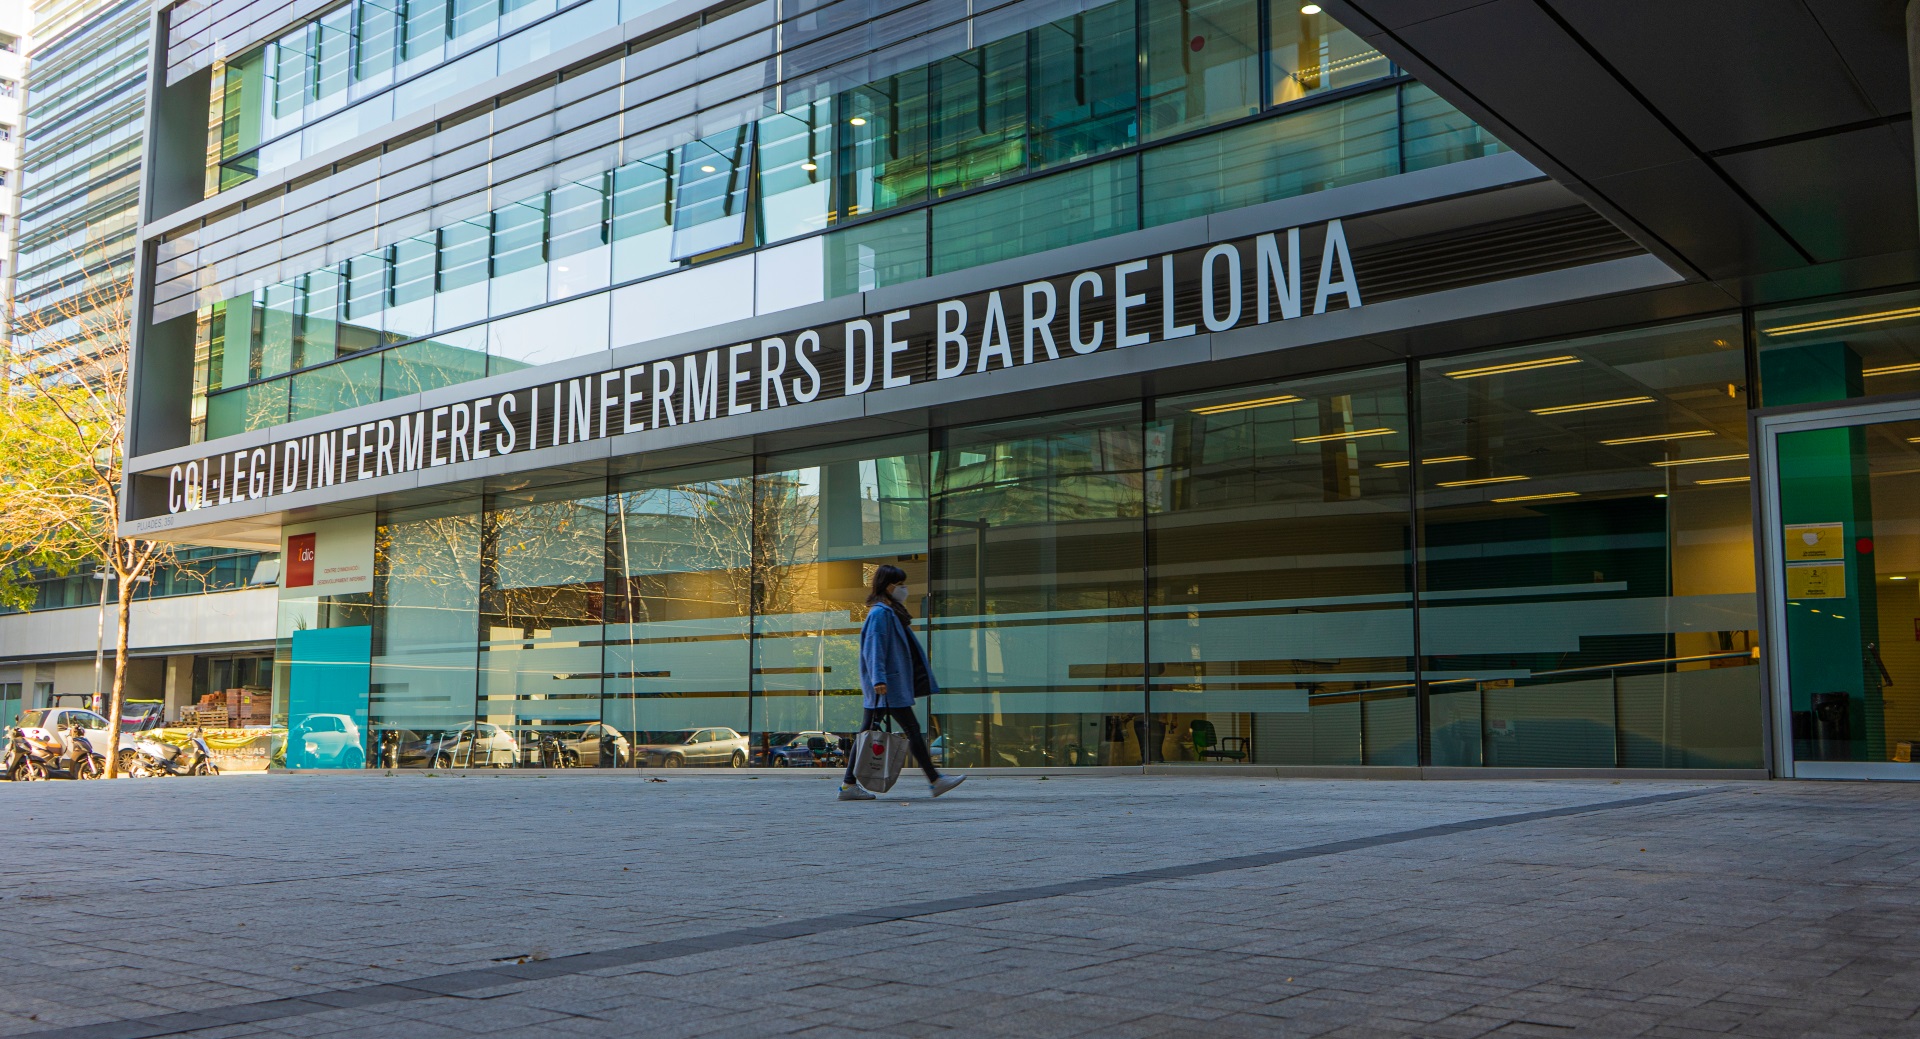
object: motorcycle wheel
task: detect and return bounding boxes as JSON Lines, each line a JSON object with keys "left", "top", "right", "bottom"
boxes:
{"left": 192, "top": 761, "right": 217, "bottom": 776}
{"left": 73, "top": 755, "right": 104, "bottom": 780}
{"left": 20, "top": 761, "right": 45, "bottom": 781}
{"left": 117, "top": 748, "right": 137, "bottom": 774}
{"left": 130, "top": 761, "right": 153, "bottom": 778}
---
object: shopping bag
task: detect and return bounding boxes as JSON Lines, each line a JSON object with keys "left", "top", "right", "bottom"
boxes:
{"left": 851, "top": 719, "right": 910, "bottom": 793}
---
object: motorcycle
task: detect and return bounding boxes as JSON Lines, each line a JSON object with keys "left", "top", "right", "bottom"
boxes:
{"left": 14, "top": 723, "right": 104, "bottom": 780}
{"left": 128, "top": 728, "right": 219, "bottom": 777}
{"left": 3, "top": 727, "right": 29, "bottom": 780}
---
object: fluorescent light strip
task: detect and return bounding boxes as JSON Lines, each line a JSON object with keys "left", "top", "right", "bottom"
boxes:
{"left": 1695, "top": 476, "right": 1752, "bottom": 485}
{"left": 1445, "top": 355, "right": 1580, "bottom": 379}
{"left": 1650, "top": 453, "right": 1749, "bottom": 468}
{"left": 1530, "top": 396, "right": 1656, "bottom": 416}
{"left": 1865, "top": 363, "right": 1920, "bottom": 377}
{"left": 1190, "top": 395, "right": 1301, "bottom": 415}
{"left": 1375, "top": 455, "right": 1473, "bottom": 470}
{"left": 1437, "top": 475, "right": 1530, "bottom": 488}
{"left": 1599, "top": 430, "right": 1714, "bottom": 446}
{"left": 1762, "top": 305, "right": 1920, "bottom": 338}
{"left": 1491, "top": 491, "right": 1580, "bottom": 503}
{"left": 1293, "top": 427, "right": 1396, "bottom": 444}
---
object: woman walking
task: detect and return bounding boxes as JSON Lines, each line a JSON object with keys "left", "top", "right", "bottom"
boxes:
{"left": 840, "top": 564, "right": 966, "bottom": 801}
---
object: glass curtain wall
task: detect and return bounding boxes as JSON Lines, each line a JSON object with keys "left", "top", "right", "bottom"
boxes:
{"left": 1415, "top": 319, "right": 1762, "bottom": 769}
{"left": 1150, "top": 369, "right": 1415, "bottom": 767}
{"left": 268, "top": 318, "right": 1763, "bottom": 771}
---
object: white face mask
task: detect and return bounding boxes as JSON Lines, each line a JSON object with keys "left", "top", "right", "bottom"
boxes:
{"left": 889, "top": 584, "right": 910, "bottom": 603}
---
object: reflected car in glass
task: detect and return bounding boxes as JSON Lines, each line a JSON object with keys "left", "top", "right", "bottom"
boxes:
{"left": 631, "top": 728, "right": 749, "bottom": 767}
{"left": 290, "top": 713, "right": 365, "bottom": 768}
{"left": 398, "top": 723, "right": 519, "bottom": 768}
{"left": 758, "top": 731, "right": 847, "bottom": 767}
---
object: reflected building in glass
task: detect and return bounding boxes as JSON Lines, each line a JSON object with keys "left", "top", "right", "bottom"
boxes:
{"left": 126, "top": 0, "right": 1916, "bottom": 779}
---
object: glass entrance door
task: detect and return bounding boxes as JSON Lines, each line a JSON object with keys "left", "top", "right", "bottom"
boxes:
{"left": 1761, "top": 399, "right": 1920, "bottom": 778}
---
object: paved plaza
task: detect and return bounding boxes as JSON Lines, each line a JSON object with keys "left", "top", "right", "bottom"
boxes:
{"left": 2, "top": 773, "right": 1917, "bottom": 1039}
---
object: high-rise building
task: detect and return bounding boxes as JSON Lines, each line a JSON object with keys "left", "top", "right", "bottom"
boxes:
{"left": 116, "top": 0, "right": 1919, "bottom": 779}
{"left": 0, "top": 0, "right": 276, "bottom": 735}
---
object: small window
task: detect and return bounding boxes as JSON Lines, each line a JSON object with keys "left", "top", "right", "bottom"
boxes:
{"left": 0, "top": 80, "right": 17, "bottom": 98}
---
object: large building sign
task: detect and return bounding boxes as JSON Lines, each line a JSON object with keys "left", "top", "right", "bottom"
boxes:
{"left": 135, "top": 220, "right": 1361, "bottom": 522}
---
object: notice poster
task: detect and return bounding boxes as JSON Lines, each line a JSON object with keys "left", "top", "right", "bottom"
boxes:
{"left": 1786, "top": 560, "right": 1846, "bottom": 600}
{"left": 1784, "top": 522, "right": 1845, "bottom": 561}
{"left": 279, "top": 515, "right": 375, "bottom": 598}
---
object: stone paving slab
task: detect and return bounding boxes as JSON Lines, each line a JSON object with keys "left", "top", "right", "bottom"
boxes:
{"left": 1, "top": 774, "right": 1917, "bottom": 1038}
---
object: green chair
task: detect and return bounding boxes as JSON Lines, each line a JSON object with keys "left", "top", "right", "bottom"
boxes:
{"left": 1189, "top": 718, "right": 1249, "bottom": 761}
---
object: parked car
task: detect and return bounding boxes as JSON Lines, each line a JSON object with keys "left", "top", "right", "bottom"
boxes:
{"left": 13, "top": 708, "right": 143, "bottom": 772}
{"left": 632, "top": 728, "right": 749, "bottom": 767}
{"left": 761, "top": 731, "right": 846, "bottom": 767}
{"left": 290, "top": 713, "right": 364, "bottom": 768}
{"left": 563, "top": 722, "right": 629, "bottom": 767}
{"left": 399, "top": 723, "right": 519, "bottom": 768}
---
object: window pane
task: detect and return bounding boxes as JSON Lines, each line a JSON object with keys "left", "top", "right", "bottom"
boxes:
{"left": 1756, "top": 288, "right": 1920, "bottom": 406}
{"left": 1400, "top": 82, "right": 1506, "bottom": 173}
{"left": 837, "top": 68, "right": 930, "bottom": 219}
{"left": 402, "top": 0, "right": 450, "bottom": 59}
{"left": 824, "top": 210, "right": 926, "bottom": 298}
{"left": 271, "top": 30, "right": 313, "bottom": 119}
{"left": 1416, "top": 318, "right": 1762, "bottom": 769}
{"left": 1140, "top": 0, "right": 1261, "bottom": 139}
{"left": 928, "top": 36, "right": 1027, "bottom": 197}
{"left": 757, "top": 100, "right": 834, "bottom": 244}
{"left": 371, "top": 503, "right": 481, "bottom": 767}
{"left": 610, "top": 155, "right": 676, "bottom": 281}
{"left": 1029, "top": 3, "right": 1137, "bottom": 170}
{"left": 206, "top": 379, "right": 290, "bottom": 437}
{"left": 480, "top": 487, "right": 608, "bottom": 767}
{"left": 313, "top": 6, "right": 353, "bottom": 102}
{"left": 605, "top": 463, "right": 756, "bottom": 760}
{"left": 490, "top": 195, "right": 548, "bottom": 315}
{"left": 1269, "top": 6, "right": 1389, "bottom": 104}
{"left": 1142, "top": 89, "right": 1397, "bottom": 227}
{"left": 671, "top": 125, "right": 755, "bottom": 260}
{"left": 356, "top": 0, "right": 401, "bottom": 80}
{"left": 488, "top": 294, "right": 609, "bottom": 371}
{"left": 382, "top": 326, "right": 489, "bottom": 397}
{"left": 931, "top": 405, "right": 1146, "bottom": 767}
{"left": 259, "top": 281, "right": 298, "bottom": 377}
{"left": 291, "top": 354, "right": 381, "bottom": 421}
{"left": 752, "top": 437, "right": 929, "bottom": 760}
{"left": 1151, "top": 369, "right": 1414, "bottom": 765}
{"left": 930, "top": 158, "right": 1135, "bottom": 275}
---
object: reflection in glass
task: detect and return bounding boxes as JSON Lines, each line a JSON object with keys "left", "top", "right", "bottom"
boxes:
{"left": 1151, "top": 369, "right": 1415, "bottom": 765}
{"left": 370, "top": 502, "right": 483, "bottom": 768}
{"left": 1757, "top": 288, "right": 1920, "bottom": 406}
{"left": 1269, "top": 5, "right": 1386, "bottom": 103}
{"left": 671, "top": 126, "right": 755, "bottom": 260}
{"left": 753, "top": 437, "right": 929, "bottom": 766}
{"left": 1417, "top": 319, "right": 1761, "bottom": 768}
{"left": 479, "top": 486, "right": 608, "bottom": 768}
{"left": 604, "top": 463, "right": 755, "bottom": 761}
{"left": 932, "top": 406, "right": 1146, "bottom": 767}
{"left": 1141, "top": 0, "right": 1261, "bottom": 139}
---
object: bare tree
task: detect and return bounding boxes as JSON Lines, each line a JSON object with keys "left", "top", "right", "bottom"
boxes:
{"left": 0, "top": 266, "right": 186, "bottom": 776}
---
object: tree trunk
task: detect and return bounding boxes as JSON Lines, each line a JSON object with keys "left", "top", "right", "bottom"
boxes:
{"left": 103, "top": 581, "right": 133, "bottom": 778}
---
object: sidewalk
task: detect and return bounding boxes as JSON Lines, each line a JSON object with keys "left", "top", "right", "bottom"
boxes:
{"left": 1, "top": 774, "right": 1915, "bottom": 1038}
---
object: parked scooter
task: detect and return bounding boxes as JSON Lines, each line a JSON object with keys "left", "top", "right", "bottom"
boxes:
{"left": 3, "top": 727, "right": 29, "bottom": 780}
{"left": 13, "top": 723, "right": 104, "bottom": 780}
{"left": 128, "top": 727, "right": 220, "bottom": 777}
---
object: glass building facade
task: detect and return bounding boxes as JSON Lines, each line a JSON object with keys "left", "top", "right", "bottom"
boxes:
{"left": 135, "top": 0, "right": 1868, "bottom": 779}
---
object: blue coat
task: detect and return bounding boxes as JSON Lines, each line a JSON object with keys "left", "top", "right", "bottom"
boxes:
{"left": 859, "top": 605, "right": 937, "bottom": 709}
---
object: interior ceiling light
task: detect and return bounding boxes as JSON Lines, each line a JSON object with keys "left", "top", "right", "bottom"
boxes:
{"left": 1762, "top": 305, "right": 1920, "bottom": 338}
{"left": 1492, "top": 491, "right": 1579, "bottom": 504}
{"left": 849, "top": 117, "right": 868, "bottom": 126}
{"left": 700, "top": 165, "right": 716, "bottom": 173}
{"left": 1190, "top": 394, "right": 1300, "bottom": 415}
{"left": 1293, "top": 427, "right": 1396, "bottom": 444}
{"left": 1444, "top": 355, "right": 1579, "bottom": 379}
{"left": 1893, "top": 576, "right": 1909, "bottom": 581}
{"left": 1300, "top": 3, "right": 1321, "bottom": 11}
{"left": 1437, "top": 475, "right": 1529, "bottom": 488}
{"left": 801, "top": 162, "right": 818, "bottom": 171}
{"left": 1865, "top": 362, "right": 1920, "bottom": 377}
{"left": 1650, "top": 453, "right": 1749, "bottom": 468}
{"left": 1599, "top": 430, "right": 1714, "bottom": 445}
{"left": 1375, "top": 455, "right": 1473, "bottom": 469}
{"left": 1695, "top": 475, "right": 1752, "bottom": 485}
{"left": 1529, "top": 396, "right": 1656, "bottom": 416}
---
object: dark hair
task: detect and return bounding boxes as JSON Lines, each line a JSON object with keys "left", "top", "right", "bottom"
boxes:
{"left": 866, "top": 564, "right": 910, "bottom": 618}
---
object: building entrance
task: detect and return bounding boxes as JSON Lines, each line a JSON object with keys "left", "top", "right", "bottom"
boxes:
{"left": 1760, "top": 398, "right": 1920, "bottom": 779}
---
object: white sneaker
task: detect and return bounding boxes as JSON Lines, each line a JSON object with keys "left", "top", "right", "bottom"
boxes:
{"left": 930, "top": 774, "right": 967, "bottom": 798}
{"left": 838, "top": 783, "right": 876, "bottom": 801}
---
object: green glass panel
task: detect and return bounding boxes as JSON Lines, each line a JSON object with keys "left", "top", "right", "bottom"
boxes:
{"left": 1140, "top": 0, "right": 1261, "bottom": 140}
{"left": 206, "top": 379, "right": 290, "bottom": 438}
{"left": 1400, "top": 82, "right": 1506, "bottom": 172}
{"left": 381, "top": 329, "right": 490, "bottom": 398}
{"left": 1756, "top": 289, "right": 1920, "bottom": 405}
{"left": 837, "top": 67, "right": 930, "bottom": 218}
{"left": 291, "top": 354, "right": 381, "bottom": 421}
{"left": 928, "top": 36, "right": 1028, "bottom": 197}
{"left": 1029, "top": 2, "right": 1137, "bottom": 170}
{"left": 370, "top": 502, "right": 481, "bottom": 767}
{"left": 1142, "top": 89, "right": 1397, "bottom": 227}
{"left": 930, "top": 159, "right": 1136, "bottom": 275}
{"left": 824, "top": 211, "right": 927, "bottom": 298}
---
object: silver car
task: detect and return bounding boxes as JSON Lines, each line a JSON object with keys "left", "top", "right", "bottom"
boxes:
{"left": 633, "top": 727, "right": 749, "bottom": 768}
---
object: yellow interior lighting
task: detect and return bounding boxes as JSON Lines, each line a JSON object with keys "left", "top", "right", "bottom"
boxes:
{"left": 1293, "top": 427, "right": 1396, "bottom": 444}
{"left": 1695, "top": 476, "right": 1752, "bottom": 485}
{"left": 1437, "top": 475, "right": 1530, "bottom": 488}
{"left": 1599, "top": 430, "right": 1714, "bottom": 445}
{"left": 1866, "top": 362, "right": 1920, "bottom": 377}
{"left": 1491, "top": 491, "right": 1580, "bottom": 503}
{"left": 1762, "top": 305, "right": 1920, "bottom": 338}
{"left": 1530, "top": 396, "right": 1656, "bottom": 416}
{"left": 1190, "top": 394, "right": 1301, "bottom": 415}
{"left": 1375, "top": 455, "right": 1472, "bottom": 469}
{"left": 1650, "top": 454, "right": 1749, "bottom": 468}
{"left": 1444, "top": 356, "right": 1580, "bottom": 379}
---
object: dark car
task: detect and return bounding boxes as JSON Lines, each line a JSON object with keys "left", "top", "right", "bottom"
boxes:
{"left": 762, "top": 731, "right": 846, "bottom": 767}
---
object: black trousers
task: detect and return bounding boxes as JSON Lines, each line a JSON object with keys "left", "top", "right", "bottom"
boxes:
{"left": 843, "top": 707, "right": 940, "bottom": 783}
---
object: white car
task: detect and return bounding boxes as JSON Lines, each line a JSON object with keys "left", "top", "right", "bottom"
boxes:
{"left": 291, "top": 713, "right": 365, "bottom": 769}
{"left": 12, "top": 707, "right": 136, "bottom": 770}
{"left": 632, "top": 727, "right": 750, "bottom": 768}
{"left": 403, "top": 722, "right": 519, "bottom": 768}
